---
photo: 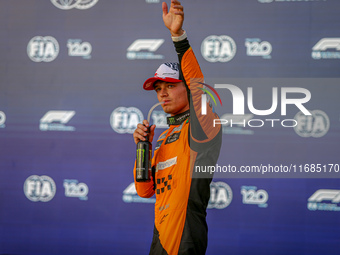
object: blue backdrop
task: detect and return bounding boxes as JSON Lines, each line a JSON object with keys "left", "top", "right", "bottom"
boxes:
{"left": 1, "top": 1, "right": 340, "bottom": 254}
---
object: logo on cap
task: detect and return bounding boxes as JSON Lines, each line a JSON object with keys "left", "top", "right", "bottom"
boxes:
{"left": 163, "top": 62, "right": 179, "bottom": 71}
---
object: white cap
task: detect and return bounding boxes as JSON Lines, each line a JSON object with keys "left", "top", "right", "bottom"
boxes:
{"left": 143, "top": 62, "right": 182, "bottom": 90}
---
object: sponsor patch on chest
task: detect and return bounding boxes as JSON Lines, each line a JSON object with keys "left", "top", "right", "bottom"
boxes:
{"left": 156, "top": 157, "right": 177, "bottom": 172}
{"left": 165, "top": 132, "right": 181, "bottom": 144}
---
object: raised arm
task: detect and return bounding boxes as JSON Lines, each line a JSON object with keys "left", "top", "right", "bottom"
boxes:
{"left": 164, "top": 1, "right": 222, "bottom": 147}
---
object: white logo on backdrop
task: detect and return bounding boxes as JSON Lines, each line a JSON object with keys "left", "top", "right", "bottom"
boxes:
{"left": 67, "top": 39, "right": 92, "bottom": 59}
{"left": 64, "top": 179, "right": 89, "bottom": 200}
{"left": 208, "top": 182, "right": 233, "bottom": 209}
{"left": 51, "top": 0, "right": 98, "bottom": 10}
{"left": 294, "top": 110, "right": 330, "bottom": 138}
{"left": 24, "top": 175, "right": 56, "bottom": 202}
{"left": 27, "top": 36, "right": 59, "bottom": 62}
{"left": 127, "top": 39, "right": 164, "bottom": 60}
{"left": 245, "top": 38, "right": 272, "bottom": 59}
{"left": 308, "top": 189, "right": 340, "bottom": 212}
{"left": 241, "top": 186, "right": 268, "bottom": 208}
{"left": 110, "top": 107, "right": 144, "bottom": 134}
{"left": 0, "top": 111, "right": 6, "bottom": 128}
{"left": 201, "top": 35, "right": 237, "bottom": 62}
{"left": 40, "top": 111, "right": 76, "bottom": 131}
{"left": 312, "top": 38, "right": 340, "bottom": 59}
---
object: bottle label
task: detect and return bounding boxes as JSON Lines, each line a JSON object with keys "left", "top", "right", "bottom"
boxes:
{"left": 136, "top": 148, "right": 145, "bottom": 164}
{"left": 136, "top": 142, "right": 151, "bottom": 181}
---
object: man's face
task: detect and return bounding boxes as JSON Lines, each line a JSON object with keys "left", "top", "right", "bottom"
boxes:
{"left": 154, "top": 81, "right": 189, "bottom": 116}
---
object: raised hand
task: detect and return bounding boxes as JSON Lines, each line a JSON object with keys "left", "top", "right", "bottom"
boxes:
{"left": 162, "top": 0, "right": 184, "bottom": 37}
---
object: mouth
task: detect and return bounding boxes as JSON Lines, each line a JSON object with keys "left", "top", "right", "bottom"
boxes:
{"left": 162, "top": 100, "right": 170, "bottom": 105}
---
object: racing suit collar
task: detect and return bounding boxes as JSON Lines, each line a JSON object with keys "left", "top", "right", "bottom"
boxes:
{"left": 167, "top": 110, "right": 190, "bottom": 125}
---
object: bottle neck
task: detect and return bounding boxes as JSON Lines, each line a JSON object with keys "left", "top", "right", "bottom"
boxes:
{"left": 145, "top": 126, "right": 150, "bottom": 142}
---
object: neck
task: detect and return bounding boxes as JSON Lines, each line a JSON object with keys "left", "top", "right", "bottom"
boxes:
{"left": 170, "top": 105, "right": 190, "bottom": 117}
{"left": 167, "top": 110, "right": 190, "bottom": 125}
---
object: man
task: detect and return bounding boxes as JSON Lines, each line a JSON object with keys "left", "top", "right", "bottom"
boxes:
{"left": 133, "top": 1, "right": 222, "bottom": 254}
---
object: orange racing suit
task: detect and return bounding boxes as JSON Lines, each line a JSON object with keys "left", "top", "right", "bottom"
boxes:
{"left": 134, "top": 36, "right": 222, "bottom": 255}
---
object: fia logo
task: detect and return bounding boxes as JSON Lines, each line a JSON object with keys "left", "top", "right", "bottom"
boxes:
{"left": 67, "top": 39, "right": 92, "bottom": 59}
{"left": 63, "top": 180, "right": 89, "bottom": 200}
{"left": 24, "top": 175, "right": 56, "bottom": 202}
{"left": 110, "top": 107, "right": 144, "bottom": 134}
{"left": 294, "top": 110, "right": 330, "bottom": 138}
{"left": 241, "top": 186, "right": 268, "bottom": 208}
{"left": 201, "top": 35, "right": 237, "bottom": 62}
{"left": 27, "top": 36, "right": 59, "bottom": 62}
{"left": 208, "top": 182, "right": 233, "bottom": 209}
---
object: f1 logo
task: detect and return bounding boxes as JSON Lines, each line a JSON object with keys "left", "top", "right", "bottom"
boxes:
{"left": 127, "top": 39, "right": 164, "bottom": 52}
{"left": 127, "top": 39, "right": 165, "bottom": 60}
{"left": 40, "top": 111, "right": 75, "bottom": 124}
{"left": 308, "top": 189, "right": 340, "bottom": 203}
{"left": 312, "top": 38, "right": 340, "bottom": 51}
{"left": 40, "top": 110, "right": 76, "bottom": 131}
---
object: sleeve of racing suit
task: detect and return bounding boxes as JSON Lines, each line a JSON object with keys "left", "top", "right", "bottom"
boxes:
{"left": 173, "top": 35, "right": 221, "bottom": 149}
{"left": 133, "top": 162, "right": 155, "bottom": 198}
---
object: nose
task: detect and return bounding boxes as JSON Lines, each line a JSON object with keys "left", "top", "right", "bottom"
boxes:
{"left": 159, "top": 87, "right": 168, "bottom": 97}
